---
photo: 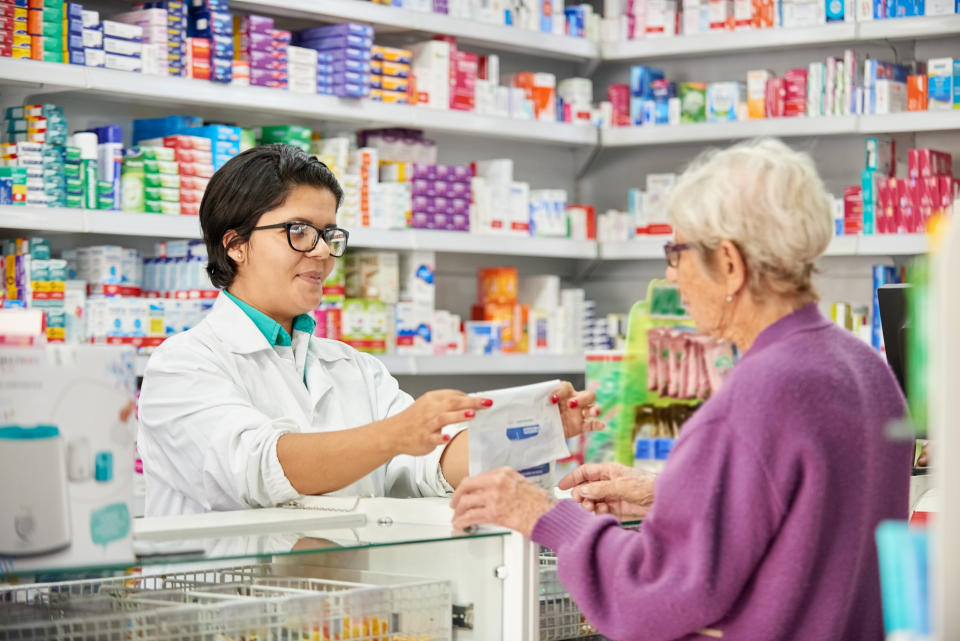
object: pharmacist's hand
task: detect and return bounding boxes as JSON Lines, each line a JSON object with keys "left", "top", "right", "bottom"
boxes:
{"left": 558, "top": 463, "right": 654, "bottom": 519}
{"left": 386, "top": 390, "right": 492, "bottom": 456}
{"left": 552, "top": 381, "right": 604, "bottom": 439}
{"left": 451, "top": 467, "right": 556, "bottom": 537}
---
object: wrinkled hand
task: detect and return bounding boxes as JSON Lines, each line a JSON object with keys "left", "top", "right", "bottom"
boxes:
{"left": 387, "top": 389, "right": 492, "bottom": 456}
{"left": 451, "top": 467, "right": 556, "bottom": 537}
{"left": 917, "top": 442, "right": 931, "bottom": 467}
{"left": 552, "top": 381, "right": 604, "bottom": 439}
{"left": 558, "top": 462, "right": 655, "bottom": 519}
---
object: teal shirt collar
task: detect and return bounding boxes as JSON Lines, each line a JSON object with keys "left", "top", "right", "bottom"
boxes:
{"left": 222, "top": 290, "right": 316, "bottom": 347}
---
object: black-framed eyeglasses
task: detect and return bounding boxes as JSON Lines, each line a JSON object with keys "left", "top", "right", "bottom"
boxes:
{"left": 252, "top": 222, "right": 349, "bottom": 257}
{"left": 664, "top": 242, "right": 692, "bottom": 268}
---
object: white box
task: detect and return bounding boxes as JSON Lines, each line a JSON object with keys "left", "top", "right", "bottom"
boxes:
{"left": 875, "top": 80, "right": 907, "bottom": 114}
{"left": 105, "top": 53, "right": 143, "bottom": 72}
{"left": 0, "top": 345, "right": 137, "bottom": 572}
{"left": 519, "top": 275, "right": 561, "bottom": 310}
{"left": 395, "top": 301, "right": 432, "bottom": 354}
{"left": 410, "top": 40, "right": 451, "bottom": 110}
{"left": 101, "top": 20, "right": 143, "bottom": 41}
{"left": 399, "top": 251, "right": 436, "bottom": 309}
{"left": 345, "top": 251, "right": 399, "bottom": 304}
{"left": 287, "top": 45, "right": 319, "bottom": 66}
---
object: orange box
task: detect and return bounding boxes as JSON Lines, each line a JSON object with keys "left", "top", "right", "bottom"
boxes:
{"left": 26, "top": 8, "right": 41, "bottom": 34}
{"left": 477, "top": 267, "right": 518, "bottom": 306}
{"left": 907, "top": 75, "right": 927, "bottom": 112}
{"left": 472, "top": 302, "right": 523, "bottom": 352}
{"left": 512, "top": 71, "right": 535, "bottom": 101}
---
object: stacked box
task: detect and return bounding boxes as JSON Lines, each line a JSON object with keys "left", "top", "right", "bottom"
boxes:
{"left": 63, "top": 2, "right": 84, "bottom": 65}
{"left": 3, "top": 102, "right": 67, "bottom": 145}
{"left": 404, "top": 163, "right": 472, "bottom": 231}
{"left": 370, "top": 45, "right": 412, "bottom": 105}
{"left": 63, "top": 144, "right": 83, "bottom": 208}
{"left": 297, "top": 23, "right": 372, "bottom": 98}
{"left": 80, "top": 8, "right": 103, "bottom": 67}
{"left": 42, "top": 143, "right": 65, "bottom": 206}
{"left": 190, "top": 123, "right": 240, "bottom": 169}
{"left": 628, "top": 65, "right": 665, "bottom": 125}
{"left": 141, "top": 134, "right": 213, "bottom": 215}
{"left": 286, "top": 44, "right": 317, "bottom": 94}
{"left": 8, "top": 1, "right": 29, "bottom": 59}
{"left": 348, "top": 147, "right": 378, "bottom": 227}
{"left": 101, "top": 19, "right": 142, "bottom": 71}
{"left": 410, "top": 39, "right": 449, "bottom": 109}
{"left": 110, "top": 8, "right": 168, "bottom": 75}
{"left": 135, "top": 145, "right": 179, "bottom": 215}
{"left": 784, "top": 68, "right": 808, "bottom": 117}
{"left": 188, "top": 0, "right": 230, "bottom": 82}
{"left": 28, "top": 0, "right": 63, "bottom": 63}
{"left": 242, "top": 25, "right": 288, "bottom": 89}
{"left": 0, "top": 0, "right": 16, "bottom": 59}
{"left": 257, "top": 124, "right": 311, "bottom": 152}
{"left": 120, "top": 147, "right": 146, "bottom": 213}
{"left": 151, "top": 0, "right": 187, "bottom": 76}
{"left": 185, "top": 35, "right": 209, "bottom": 79}
{"left": 87, "top": 125, "right": 122, "bottom": 210}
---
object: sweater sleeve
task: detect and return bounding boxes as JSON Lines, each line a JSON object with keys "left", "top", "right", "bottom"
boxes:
{"left": 531, "top": 418, "right": 786, "bottom": 641}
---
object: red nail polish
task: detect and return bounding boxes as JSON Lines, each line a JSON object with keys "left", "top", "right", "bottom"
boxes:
{"left": 481, "top": 398, "right": 493, "bottom": 407}
{"left": 464, "top": 409, "right": 476, "bottom": 418}
{"left": 443, "top": 434, "right": 451, "bottom": 442}
{"left": 569, "top": 399, "right": 579, "bottom": 409}
{"left": 550, "top": 394, "right": 559, "bottom": 404}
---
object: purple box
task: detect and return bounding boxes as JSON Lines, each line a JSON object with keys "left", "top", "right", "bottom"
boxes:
{"left": 302, "top": 34, "right": 372, "bottom": 50}
{"left": 451, "top": 211, "right": 469, "bottom": 231}
{"left": 432, "top": 196, "right": 449, "bottom": 212}
{"left": 433, "top": 180, "right": 449, "bottom": 196}
{"left": 411, "top": 178, "right": 432, "bottom": 197}
{"left": 330, "top": 58, "right": 370, "bottom": 74}
{"left": 251, "top": 49, "right": 287, "bottom": 67}
{"left": 244, "top": 31, "right": 274, "bottom": 52}
{"left": 332, "top": 83, "right": 369, "bottom": 98}
{"left": 432, "top": 212, "right": 450, "bottom": 230}
{"left": 412, "top": 194, "right": 432, "bottom": 212}
{"left": 331, "top": 70, "right": 370, "bottom": 85}
{"left": 449, "top": 181, "right": 469, "bottom": 198}
{"left": 251, "top": 77, "right": 287, "bottom": 89}
{"left": 243, "top": 14, "right": 274, "bottom": 34}
{"left": 270, "top": 28, "right": 292, "bottom": 44}
{"left": 411, "top": 210, "right": 431, "bottom": 229}
{"left": 297, "top": 23, "right": 374, "bottom": 41}
{"left": 320, "top": 47, "right": 372, "bottom": 62}
{"left": 317, "top": 63, "right": 334, "bottom": 75}
{"left": 435, "top": 165, "right": 452, "bottom": 181}
{"left": 251, "top": 67, "right": 288, "bottom": 83}
{"left": 451, "top": 165, "right": 471, "bottom": 182}
{"left": 411, "top": 163, "right": 436, "bottom": 180}
{"left": 451, "top": 197, "right": 469, "bottom": 215}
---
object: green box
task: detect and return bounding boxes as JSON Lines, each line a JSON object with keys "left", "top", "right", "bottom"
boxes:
{"left": 40, "top": 20, "right": 61, "bottom": 37}
{"left": 679, "top": 82, "right": 707, "bottom": 124}
{"left": 41, "top": 6, "right": 64, "bottom": 21}
{"left": 143, "top": 199, "right": 164, "bottom": 213}
{"left": 41, "top": 50, "right": 63, "bottom": 63}
{"left": 97, "top": 195, "right": 116, "bottom": 209}
{"left": 65, "top": 194, "right": 84, "bottom": 208}
{"left": 64, "top": 164, "right": 81, "bottom": 180}
{"left": 144, "top": 159, "right": 179, "bottom": 175}
{"left": 97, "top": 180, "right": 115, "bottom": 196}
{"left": 144, "top": 173, "right": 180, "bottom": 189}
{"left": 64, "top": 147, "right": 81, "bottom": 162}
{"left": 258, "top": 125, "right": 313, "bottom": 143}
{"left": 144, "top": 186, "right": 180, "bottom": 202}
{"left": 142, "top": 146, "right": 176, "bottom": 162}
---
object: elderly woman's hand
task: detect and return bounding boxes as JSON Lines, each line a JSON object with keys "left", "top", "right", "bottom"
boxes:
{"left": 451, "top": 467, "right": 557, "bottom": 536}
{"left": 558, "top": 463, "right": 655, "bottom": 519}
{"left": 552, "top": 381, "right": 605, "bottom": 439}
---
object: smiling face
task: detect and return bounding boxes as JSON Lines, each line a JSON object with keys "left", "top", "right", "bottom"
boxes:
{"left": 665, "top": 232, "right": 729, "bottom": 339}
{"left": 226, "top": 184, "right": 339, "bottom": 327}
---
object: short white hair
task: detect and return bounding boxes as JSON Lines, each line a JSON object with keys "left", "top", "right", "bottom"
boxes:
{"left": 666, "top": 138, "right": 833, "bottom": 303}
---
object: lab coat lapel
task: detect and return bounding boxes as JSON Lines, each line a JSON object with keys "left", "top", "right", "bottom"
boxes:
{"left": 304, "top": 344, "right": 336, "bottom": 412}
{"left": 205, "top": 293, "right": 274, "bottom": 354}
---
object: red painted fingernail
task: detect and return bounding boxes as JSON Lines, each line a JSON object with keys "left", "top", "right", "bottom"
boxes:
{"left": 464, "top": 410, "right": 476, "bottom": 418}
{"left": 443, "top": 434, "right": 451, "bottom": 442}
{"left": 568, "top": 399, "right": 579, "bottom": 409}
{"left": 481, "top": 398, "right": 493, "bottom": 407}
{"left": 550, "top": 394, "right": 559, "bottom": 404}
{"left": 594, "top": 406, "right": 602, "bottom": 415}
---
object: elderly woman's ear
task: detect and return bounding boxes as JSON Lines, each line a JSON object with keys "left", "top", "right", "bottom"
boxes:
{"left": 716, "top": 239, "right": 747, "bottom": 298}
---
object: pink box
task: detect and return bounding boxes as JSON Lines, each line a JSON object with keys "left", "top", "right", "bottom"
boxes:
{"left": 179, "top": 162, "right": 215, "bottom": 178}
{"left": 269, "top": 28, "right": 292, "bottom": 44}
{"left": 163, "top": 135, "right": 212, "bottom": 151}
{"left": 908, "top": 149, "right": 953, "bottom": 179}
{"left": 174, "top": 148, "right": 213, "bottom": 164}
{"left": 180, "top": 202, "right": 200, "bottom": 216}
{"left": 251, "top": 67, "right": 288, "bottom": 83}
{"left": 784, "top": 68, "right": 807, "bottom": 117}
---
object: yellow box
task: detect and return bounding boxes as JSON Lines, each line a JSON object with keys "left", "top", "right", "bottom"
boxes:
{"left": 12, "top": 46, "right": 32, "bottom": 59}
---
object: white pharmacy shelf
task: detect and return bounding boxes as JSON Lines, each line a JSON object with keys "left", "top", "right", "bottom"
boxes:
{"left": 601, "top": 23, "right": 857, "bottom": 61}
{"left": 136, "top": 352, "right": 586, "bottom": 377}
{"left": 0, "top": 206, "right": 598, "bottom": 258}
{"left": 231, "top": 0, "right": 599, "bottom": 61}
{"left": 602, "top": 16, "right": 960, "bottom": 61}
{"left": 0, "top": 60, "right": 597, "bottom": 147}
{"left": 601, "top": 111, "right": 960, "bottom": 147}
{"left": 598, "top": 233, "right": 928, "bottom": 260}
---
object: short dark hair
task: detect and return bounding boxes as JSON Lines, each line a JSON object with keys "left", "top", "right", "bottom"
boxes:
{"left": 200, "top": 143, "right": 344, "bottom": 289}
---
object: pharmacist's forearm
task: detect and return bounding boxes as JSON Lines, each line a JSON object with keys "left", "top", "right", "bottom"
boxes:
{"left": 440, "top": 431, "right": 469, "bottom": 489}
{"left": 277, "top": 423, "right": 396, "bottom": 495}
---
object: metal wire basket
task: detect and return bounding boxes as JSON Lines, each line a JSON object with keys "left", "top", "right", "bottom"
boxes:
{"left": 539, "top": 549, "right": 600, "bottom": 641}
{"left": 0, "top": 562, "right": 452, "bottom": 641}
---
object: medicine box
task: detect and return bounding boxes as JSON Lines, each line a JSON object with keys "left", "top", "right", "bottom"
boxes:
{"left": 0, "top": 345, "right": 137, "bottom": 573}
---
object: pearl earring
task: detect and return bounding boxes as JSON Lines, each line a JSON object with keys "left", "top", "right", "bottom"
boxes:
{"left": 725, "top": 295, "right": 733, "bottom": 302}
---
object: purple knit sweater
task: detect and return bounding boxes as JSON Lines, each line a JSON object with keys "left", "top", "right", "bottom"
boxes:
{"left": 533, "top": 304, "right": 913, "bottom": 641}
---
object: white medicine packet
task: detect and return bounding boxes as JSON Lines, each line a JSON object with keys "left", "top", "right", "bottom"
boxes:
{"left": 468, "top": 379, "right": 570, "bottom": 490}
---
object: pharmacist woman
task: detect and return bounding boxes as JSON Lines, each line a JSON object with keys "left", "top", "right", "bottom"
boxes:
{"left": 137, "top": 144, "right": 601, "bottom": 517}
{"left": 451, "top": 139, "right": 914, "bottom": 640}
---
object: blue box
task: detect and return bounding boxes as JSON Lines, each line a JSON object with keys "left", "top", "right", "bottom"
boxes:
{"left": 66, "top": 2, "right": 83, "bottom": 18}
{"left": 187, "top": 9, "right": 231, "bottom": 37}
{"left": 630, "top": 65, "right": 665, "bottom": 98}
{"left": 190, "top": 0, "right": 229, "bottom": 10}
{"left": 929, "top": 76, "right": 952, "bottom": 108}
{"left": 320, "top": 47, "right": 371, "bottom": 62}
{"left": 211, "top": 32, "right": 232, "bottom": 57}
{"left": 301, "top": 34, "right": 372, "bottom": 50}
{"left": 67, "top": 17, "right": 83, "bottom": 33}
{"left": 67, "top": 33, "right": 83, "bottom": 50}
{"left": 332, "top": 82, "right": 369, "bottom": 98}
{"left": 297, "top": 23, "right": 374, "bottom": 40}
{"left": 953, "top": 59, "right": 960, "bottom": 109}
{"left": 330, "top": 58, "right": 369, "bottom": 74}
{"left": 212, "top": 57, "right": 232, "bottom": 83}
{"left": 826, "top": 0, "right": 845, "bottom": 19}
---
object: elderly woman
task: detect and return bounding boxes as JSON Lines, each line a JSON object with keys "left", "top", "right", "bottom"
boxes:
{"left": 452, "top": 138, "right": 913, "bottom": 640}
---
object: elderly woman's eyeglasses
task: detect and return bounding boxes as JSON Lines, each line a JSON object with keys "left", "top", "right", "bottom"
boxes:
{"left": 664, "top": 242, "right": 692, "bottom": 268}
{"left": 252, "top": 222, "right": 349, "bottom": 257}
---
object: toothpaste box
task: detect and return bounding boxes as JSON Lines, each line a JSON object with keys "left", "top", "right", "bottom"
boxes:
{"left": 104, "top": 52, "right": 142, "bottom": 71}
{"left": 297, "top": 22, "right": 374, "bottom": 40}
{"left": 101, "top": 20, "right": 142, "bottom": 41}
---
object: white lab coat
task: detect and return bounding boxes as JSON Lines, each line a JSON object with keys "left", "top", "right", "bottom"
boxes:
{"left": 137, "top": 293, "right": 457, "bottom": 517}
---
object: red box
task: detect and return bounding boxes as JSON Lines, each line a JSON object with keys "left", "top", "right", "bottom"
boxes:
{"left": 843, "top": 185, "right": 863, "bottom": 235}
{"left": 607, "top": 83, "right": 631, "bottom": 126}
{"left": 180, "top": 202, "right": 200, "bottom": 216}
{"left": 939, "top": 176, "right": 958, "bottom": 214}
{"left": 784, "top": 68, "right": 807, "bottom": 117}
{"left": 765, "top": 77, "right": 785, "bottom": 118}
{"left": 162, "top": 135, "right": 212, "bottom": 151}
{"left": 876, "top": 180, "right": 891, "bottom": 234}
{"left": 919, "top": 177, "right": 939, "bottom": 228}
{"left": 909, "top": 148, "right": 953, "bottom": 179}
{"left": 451, "top": 50, "right": 477, "bottom": 112}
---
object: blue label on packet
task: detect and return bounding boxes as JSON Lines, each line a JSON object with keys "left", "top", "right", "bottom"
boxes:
{"left": 518, "top": 463, "right": 550, "bottom": 478}
{"left": 506, "top": 424, "right": 540, "bottom": 441}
